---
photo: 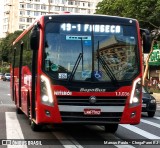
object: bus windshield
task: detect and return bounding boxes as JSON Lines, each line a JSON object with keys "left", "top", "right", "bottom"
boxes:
{"left": 43, "top": 22, "right": 139, "bottom": 82}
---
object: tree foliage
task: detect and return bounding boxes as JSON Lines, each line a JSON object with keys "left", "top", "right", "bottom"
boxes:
{"left": 0, "top": 31, "right": 22, "bottom": 64}
{"left": 96, "top": 0, "right": 126, "bottom": 16}
{"left": 96, "top": 0, "right": 160, "bottom": 86}
{"left": 96, "top": 0, "right": 160, "bottom": 30}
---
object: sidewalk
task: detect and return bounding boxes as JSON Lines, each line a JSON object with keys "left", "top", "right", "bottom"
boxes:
{"left": 152, "top": 93, "right": 160, "bottom": 103}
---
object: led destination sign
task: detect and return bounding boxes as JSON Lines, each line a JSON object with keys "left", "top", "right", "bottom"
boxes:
{"left": 60, "top": 23, "right": 122, "bottom": 34}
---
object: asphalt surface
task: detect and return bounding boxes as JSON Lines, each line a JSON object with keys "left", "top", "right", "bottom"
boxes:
{"left": 0, "top": 80, "right": 160, "bottom": 148}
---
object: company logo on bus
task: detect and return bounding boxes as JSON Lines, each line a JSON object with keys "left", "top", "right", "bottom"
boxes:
{"left": 89, "top": 96, "right": 97, "bottom": 104}
{"left": 80, "top": 88, "right": 106, "bottom": 92}
{"left": 54, "top": 91, "right": 72, "bottom": 96}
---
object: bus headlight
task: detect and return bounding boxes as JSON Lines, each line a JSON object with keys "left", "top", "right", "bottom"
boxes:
{"left": 129, "top": 78, "right": 141, "bottom": 107}
{"left": 40, "top": 75, "right": 54, "bottom": 106}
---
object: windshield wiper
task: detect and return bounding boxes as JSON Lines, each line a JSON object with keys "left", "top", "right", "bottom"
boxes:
{"left": 97, "top": 41, "right": 118, "bottom": 85}
{"left": 98, "top": 55, "right": 118, "bottom": 84}
{"left": 97, "top": 41, "right": 117, "bottom": 84}
{"left": 67, "top": 38, "right": 84, "bottom": 83}
{"left": 67, "top": 53, "right": 82, "bottom": 83}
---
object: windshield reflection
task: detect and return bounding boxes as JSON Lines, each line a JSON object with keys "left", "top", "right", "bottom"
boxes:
{"left": 43, "top": 22, "right": 139, "bottom": 83}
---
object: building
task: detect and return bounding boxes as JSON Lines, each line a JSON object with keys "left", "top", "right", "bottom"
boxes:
{"left": 0, "top": 0, "right": 101, "bottom": 38}
{"left": 147, "top": 45, "right": 160, "bottom": 82}
{"left": 0, "top": 1, "right": 4, "bottom": 38}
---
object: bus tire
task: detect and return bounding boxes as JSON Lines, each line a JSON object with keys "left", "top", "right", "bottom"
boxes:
{"left": 31, "top": 120, "right": 42, "bottom": 132}
{"left": 105, "top": 124, "right": 118, "bottom": 133}
{"left": 148, "top": 111, "right": 155, "bottom": 117}
{"left": 16, "top": 107, "right": 23, "bottom": 114}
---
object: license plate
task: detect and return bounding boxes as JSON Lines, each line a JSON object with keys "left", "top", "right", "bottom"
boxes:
{"left": 142, "top": 103, "right": 146, "bottom": 107}
{"left": 84, "top": 109, "right": 101, "bottom": 115}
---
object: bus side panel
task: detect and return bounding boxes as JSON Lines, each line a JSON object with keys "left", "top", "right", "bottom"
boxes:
{"left": 120, "top": 20, "right": 143, "bottom": 125}
{"left": 35, "top": 16, "right": 62, "bottom": 124}
{"left": 120, "top": 21, "right": 143, "bottom": 125}
{"left": 136, "top": 21, "right": 143, "bottom": 75}
{"left": 120, "top": 89, "right": 142, "bottom": 124}
{"left": 120, "top": 105, "right": 142, "bottom": 124}
{"left": 35, "top": 75, "right": 62, "bottom": 124}
{"left": 10, "top": 65, "right": 13, "bottom": 101}
{"left": 21, "top": 66, "right": 32, "bottom": 116}
{"left": 37, "top": 104, "right": 62, "bottom": 124}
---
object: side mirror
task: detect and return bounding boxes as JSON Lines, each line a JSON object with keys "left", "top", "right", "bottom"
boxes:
{"left": 140, "top": 29, "right": 151, "bottom": 53}
{"left": 30, "top": 23, "right": 40, "bottom": 50}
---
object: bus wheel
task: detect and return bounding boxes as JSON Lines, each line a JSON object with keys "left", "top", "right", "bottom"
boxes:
{"left": 31, "top": 120, "right": 42, "bottom": 132}
{"left": 148, "top": 111, "right": 155, "bottom": 117}
{"left": 16, "top": 107, "right": 23, "bottom": 114}
{"left": 105, "top": 124, "right": 118, "bottom": 133}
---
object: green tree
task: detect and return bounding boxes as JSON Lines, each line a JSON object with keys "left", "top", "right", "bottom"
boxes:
{"left": 0, "top": 31, "right": 22, "bottom": 64}
{"left": 96, "top": 0, "right": 160, "bottom": 30}
{"left": 96, "top": 0, "right": 160, "bottom": 86}
{"left": 96, "top": 0, "right": 127, "bottom": 16}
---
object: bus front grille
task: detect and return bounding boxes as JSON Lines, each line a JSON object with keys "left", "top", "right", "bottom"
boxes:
{"left": 57, "top": 96, "right": 127, "bottom": 106}
{"left": 57, "top": 96, "right": 126, "bottom": 123}
{"left": 60, "top": 112, "right": 122, "bottom": 123}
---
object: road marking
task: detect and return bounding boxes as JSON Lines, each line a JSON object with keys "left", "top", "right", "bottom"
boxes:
{"left": 5, "top": 112, "right": 27, "bottom": 148}
{"left": 7, "top": 94, "right": 11, "bottom": 96}
{"left": 87, "top": 125, "right": 135, "bottom": 148}
{"left": 0, "top": 104, "right": 15, "bottom": 106}
{"left": 52, "top": 131, "right": 83, "bottom": 148}
{"left": 154, "top": 117, "right": 160, "bottom": 120}
{"left": 0, "top": 101, "right": 3, "bottom": 104}
{"left": 141, "top": 119, "right": 160, "bottom": 128}
{"left": 94, "top": 126, "right": 135, "bottom": 148}
{"left": 120, "top": 124, "right": 160, "bottom": 139}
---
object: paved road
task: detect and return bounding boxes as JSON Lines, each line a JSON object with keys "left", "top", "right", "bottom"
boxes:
{"left": 0, "top": 80, "right": 160, "bottom": 148}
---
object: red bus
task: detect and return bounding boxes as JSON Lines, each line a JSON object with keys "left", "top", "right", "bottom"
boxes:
{"left": 11, "top": 14, "right": 150, "bottom": 133}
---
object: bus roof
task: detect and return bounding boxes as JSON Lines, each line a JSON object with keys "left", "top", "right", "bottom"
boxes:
{"left": 12, "top": 14, "right": 138, "bottom": 45}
